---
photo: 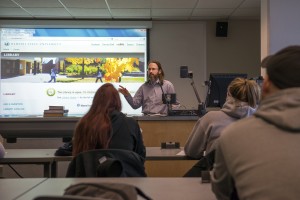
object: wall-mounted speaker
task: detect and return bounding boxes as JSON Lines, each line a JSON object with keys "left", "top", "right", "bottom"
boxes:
{"left": 180, "top": 66, "right": 188, "bottom": 78}
{"left": 216, "top": 22, "right": 228, "bottom": 37}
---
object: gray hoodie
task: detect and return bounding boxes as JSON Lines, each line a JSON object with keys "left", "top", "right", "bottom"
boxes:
{"left": 184, "top": 96, "right": 256, "bottom": 159}
{"left": 211, "top": 88, "right": 300, "bottom": 200}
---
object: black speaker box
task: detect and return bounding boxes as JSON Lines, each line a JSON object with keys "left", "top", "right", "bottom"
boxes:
{"left": 180, "top": 66, "right": 188, "bottom": 78}
{"left": 216, "top": 22, "right": 228, "bottom": 37}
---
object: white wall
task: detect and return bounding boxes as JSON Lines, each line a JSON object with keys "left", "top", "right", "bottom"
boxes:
{"left": 150, "top": 21, "right": 206, "bottom": 109}
{"left": 206, "top": 20, "right": 261, "bottom": 78}
{"left": 269, "top": 0, "right": 300, "bottom": 53}
{"left": 149, "top": 20, "right": 260, "bottom": 109}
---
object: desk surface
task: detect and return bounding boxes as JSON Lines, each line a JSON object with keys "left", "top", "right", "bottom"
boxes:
{"left": 0, "top": 115, "right": 199, "bottom": 121}
{"left": 16, "top": 178, "right": 215, "bottom": 200}
{"left": 0, "top": 147, "right": 188, "bottom": 163}
{"left": 0, "top": 178, "right": 46, "bottom": 200}
{"left": 0, "top": 116, "right": 199, "bottom": 141}
{"left": 0, "top": 149, "right": 56, "bottom": 163}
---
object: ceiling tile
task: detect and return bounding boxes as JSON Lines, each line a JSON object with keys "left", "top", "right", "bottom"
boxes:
{"left": 0, "top": 0, "right": 261, "bottom": 20}
{"left": 192, "top": 9, "right": 232, "bottom": 17}
{"left": 69, "top": 8, "right": 111, "bottom": 17}
{"left": 60, "top": 0, "right": 107, "bottom": 9}
{"left": 107, "top": 0, "right": 151, "bottom": 8}
{"left": 231, "top": 8, "right": 260, "bottom": 18}
{"left": 0, "top": 8, "right": 31, "bottom": 16}
{"left": 111, "top": 9, "right": 151, "bottom": 17}
{"left": 14, "top": 0, "right": 62, "bottom": 7}
{"left": 152, "top": 0, "right": 198, "bottom": 8}
{"left": 25, "top": 7, "right": 71, "bottom": 17}
{"left": 196, "top": 0, "right": 243, "bottom": 8}
{"left": 152, "top": 9, "right": 192, "bottom": 17}
{"left": 0, "top": 0, "right": 19, "bottom": 7}
{"left": 240, "top": 0, "right": 261, "bottom": 8}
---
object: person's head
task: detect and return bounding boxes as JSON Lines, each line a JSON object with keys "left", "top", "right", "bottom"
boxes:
{"left": 90, "top": 83, "right": 121, "bottom": 113}
{"left": 227, "top": 77, "right": 261, "bottom": 108}
{"left": 261, "top": 45, "right": 300, "bottom": 98}
{"left": 73, "top": 83, "right": 121, "bottom": 156}
{"left": 147, "top": 60, "right": 165, "bottom": 83}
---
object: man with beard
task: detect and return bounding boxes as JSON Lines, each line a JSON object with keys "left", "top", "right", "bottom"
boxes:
{"left": 119, "top": 60, "right": 179, "bottom": 115}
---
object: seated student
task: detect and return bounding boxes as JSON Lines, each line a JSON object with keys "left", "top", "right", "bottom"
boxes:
{"left": 211, "top": 46, "right": 300, "bottom": 199}
{"left": 184, "top": 77, "right": 261, "bottom": 159}
{"left": 72, "top": 83, "right": 146, "bottom": 160}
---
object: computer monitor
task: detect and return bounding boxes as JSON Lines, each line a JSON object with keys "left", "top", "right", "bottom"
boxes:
{"left": 205, "top": 73, "right": 248, "bottom": 108}
{"left": 162, "top": 93, "right": 176, "bottom": 104}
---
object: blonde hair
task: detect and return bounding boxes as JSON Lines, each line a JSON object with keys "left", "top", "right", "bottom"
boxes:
{"left": 227, "top": 77, "right": 261, "bottom": 108}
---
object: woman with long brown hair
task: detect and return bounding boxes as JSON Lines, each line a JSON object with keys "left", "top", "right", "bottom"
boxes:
{"left": 72, "top": 83, "right": 145, "bottom": 160}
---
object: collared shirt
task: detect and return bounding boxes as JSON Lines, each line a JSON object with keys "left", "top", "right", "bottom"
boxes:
{"left": 124, "top": 79, "right": 178, "bottom": 115}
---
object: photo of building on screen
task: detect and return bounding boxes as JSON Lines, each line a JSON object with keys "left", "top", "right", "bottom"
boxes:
{"left": 0, "top": 56, "right": 145, "bottom": 83}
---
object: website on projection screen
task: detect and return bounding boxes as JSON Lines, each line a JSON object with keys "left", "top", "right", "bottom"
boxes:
{"left": 0, "top": 28, "right": 147, "bottom": 117}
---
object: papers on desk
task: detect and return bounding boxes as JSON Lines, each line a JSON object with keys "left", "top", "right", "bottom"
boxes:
{"left": 176, "top": 150, "right": 186, "bottom": 156}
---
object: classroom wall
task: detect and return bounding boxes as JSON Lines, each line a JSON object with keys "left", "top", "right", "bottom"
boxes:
{"left": 149, "top": 20, "right": 260, "bottom": 109}
{"left": 206, "top": 20, "right": 261, "bottom": 78}
{"left": 149, "top": 21, "right": 206, "bottom": 109}
{"left": 1, "top": 19, "right": 261, "bottom": 178}
{"left": 268, "top": 0, "right": 300, "bottom": 53}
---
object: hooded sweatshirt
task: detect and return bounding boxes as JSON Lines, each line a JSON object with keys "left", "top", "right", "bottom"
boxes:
{"left": 211, "top": 88, "right": 300, "bottom": 200}
{"left": 184, "top": 96, "right": 256, "bottom": 159}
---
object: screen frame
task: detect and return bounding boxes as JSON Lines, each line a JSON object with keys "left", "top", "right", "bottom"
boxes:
{"left": 0, "top": 25, "right": 151, "bottom": 117}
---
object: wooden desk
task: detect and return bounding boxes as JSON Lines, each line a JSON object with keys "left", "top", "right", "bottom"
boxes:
{"left": 53, "top": 147, "right": 198, "bottom": 177}
{"left": 0, "top": 178, "right": 46, "bottom": 200}
{"left": 0, "top": 149, "right": 56, "bottom": 177}
{"left": 137, "top": 116, "right": 198, "bottom": 147}
{"left": 145, "top": 147, "right": 198, "bottom": 177}
{"left": 0, "top": 148, "right": 196, "bottom": 177}
{"left": 0, "top": 116, "right": 198, "bottom": 146}
{"left": 0, "top": 117, "right": 79, "bottom": 142}
{"left": 16, "top": 178, "right": 216, "bottom": 200}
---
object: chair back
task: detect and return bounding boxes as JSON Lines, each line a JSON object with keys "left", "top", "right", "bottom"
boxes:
{"left": 66, "top": 149, "right": 146, "bottom": 177}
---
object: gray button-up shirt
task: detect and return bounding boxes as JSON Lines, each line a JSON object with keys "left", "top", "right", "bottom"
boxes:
{"left": 124, "top": 79, "right": 178, "bottom": 114}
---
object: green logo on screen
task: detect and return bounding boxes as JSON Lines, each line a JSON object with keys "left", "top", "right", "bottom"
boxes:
{"left": 46, "top": 88, "right": 56, "bottom": 96}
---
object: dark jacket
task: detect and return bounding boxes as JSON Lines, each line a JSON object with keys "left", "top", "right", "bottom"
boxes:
{"left": 108, "top": 111, "right": 146, "bottom": 160}
{"left": 55, "top": 111, "right": 146, "bottom": 159}
{"left": 66, "top": 111, "right": 147, "bottom": 177}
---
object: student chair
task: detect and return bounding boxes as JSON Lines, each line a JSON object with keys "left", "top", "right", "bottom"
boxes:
{"left": 66, "top": 149, "right": 146, "bottom": 177}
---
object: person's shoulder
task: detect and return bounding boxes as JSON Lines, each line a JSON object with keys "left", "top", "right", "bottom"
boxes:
{"left": 140, "top": 82, "right": 148, "bottom": 87}
{"left": 125, "top": 116, "right": 138, "bottom": 124}
{"left": 163, "top": 79, "right": 172, "bottom": 84}
{"left": 124, "top": 116, "right": 140, "bottom": 131}
{"left": 221, "top": 116, "right": 257, "bottom": 139}
{"left": 163, "top": 80, "right": 175, "bottom": 87}
{"left": 202, "top": 110, "right": 226, "bottom": 120}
